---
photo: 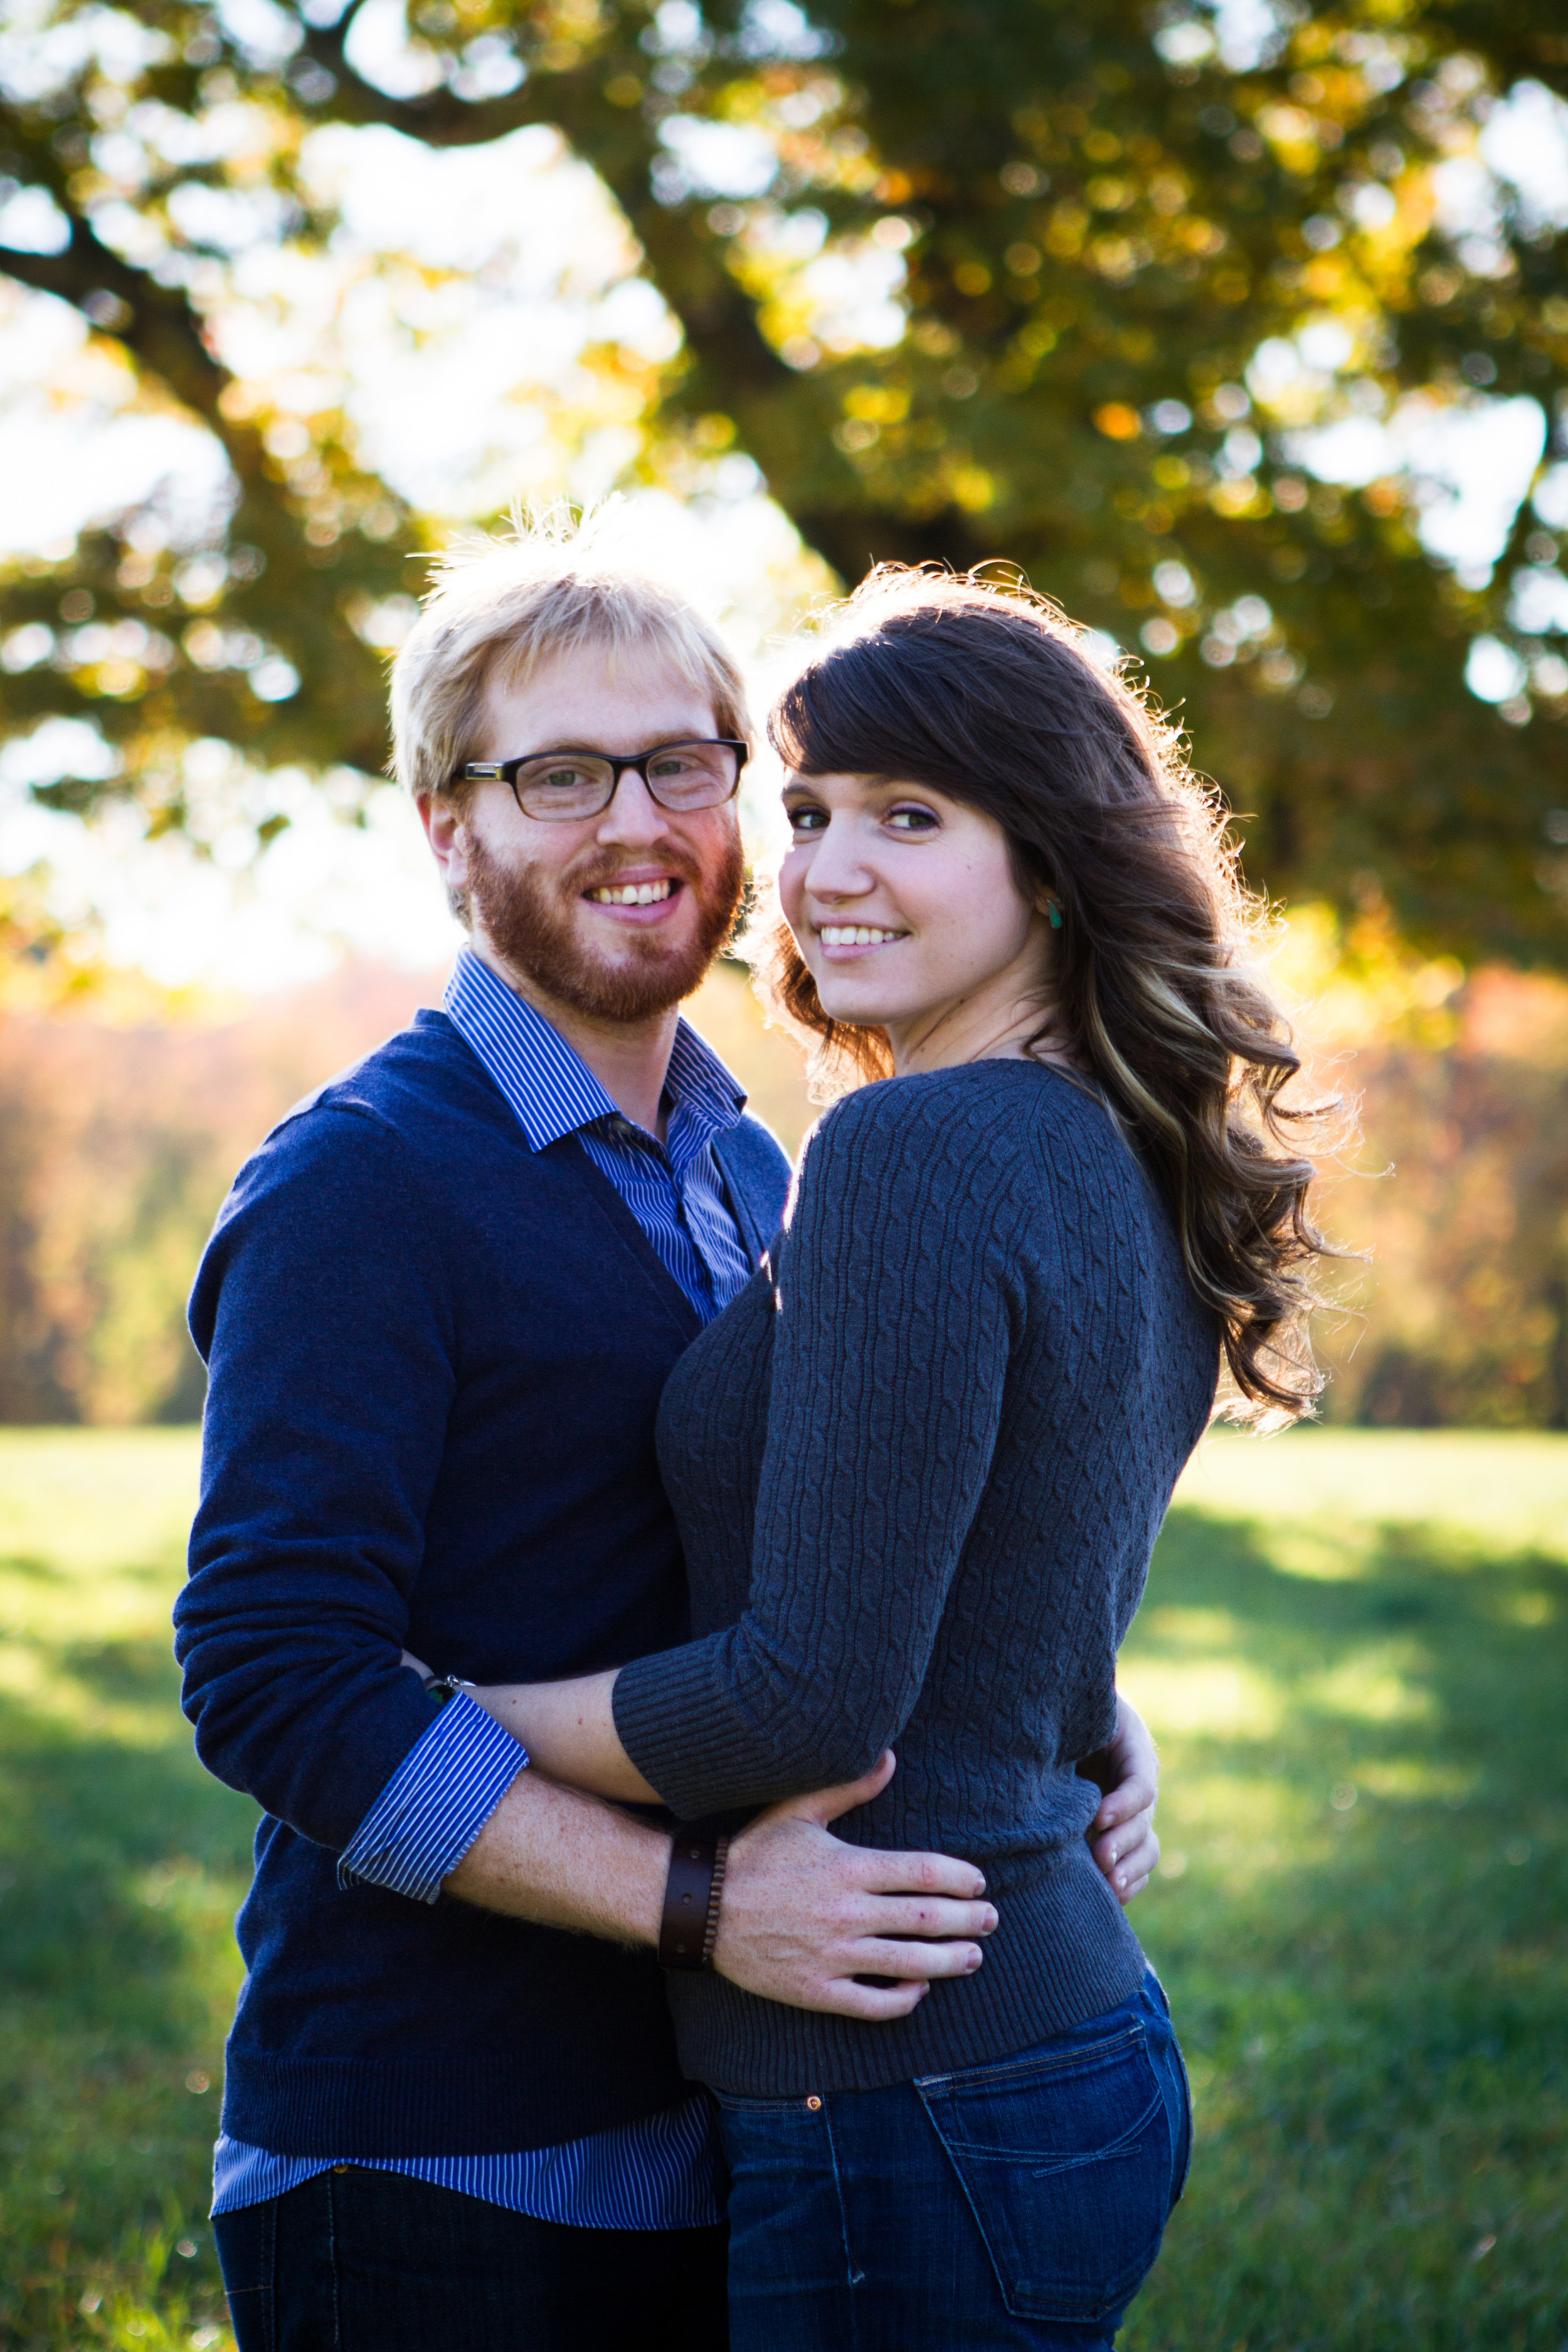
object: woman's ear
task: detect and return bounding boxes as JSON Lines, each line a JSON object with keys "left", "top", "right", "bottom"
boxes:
{"left": 1032, "top": 881, "right": 1064, "bottom": 931}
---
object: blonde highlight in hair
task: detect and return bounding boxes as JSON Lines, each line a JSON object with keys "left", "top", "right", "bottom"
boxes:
{"left": 750, "top": 564, "right": 1342, "bottom": 1426}
{"left": 389, "top": 500, "right": 753, "bottom": 805}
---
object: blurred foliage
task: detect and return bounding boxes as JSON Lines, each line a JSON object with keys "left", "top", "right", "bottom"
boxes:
{"left": 0, "top": 961, "right": 425, "bottom": 1426}
{"left": 1313, "top": 960, "right": 1568, "bottom": 1427}
{"left": 1, "top": 1, "right": 1567, "bottom": 956}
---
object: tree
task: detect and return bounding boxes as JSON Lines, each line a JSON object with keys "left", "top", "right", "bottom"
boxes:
{"left": 3, "top": 0, "right": 1566, "bottom": 957}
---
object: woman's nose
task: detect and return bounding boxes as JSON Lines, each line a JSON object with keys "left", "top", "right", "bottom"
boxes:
{"left": 803, "top": 818, "right": 874, "bottom": 902}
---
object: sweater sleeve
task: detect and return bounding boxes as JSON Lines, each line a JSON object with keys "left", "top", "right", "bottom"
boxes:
{"left": 613, "top": 1079, "right": 1017, "bottom": 1817}
{"left": 173, "top": 1101, "right": 469, "bottom": 1853}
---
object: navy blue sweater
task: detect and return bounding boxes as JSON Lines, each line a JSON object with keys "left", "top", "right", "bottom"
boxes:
{"left": 618, "top": 1062, "right": 1219, "bottom": 2094}
{"left": 174, "top": 1010, "right": 790, "bottom": 2158}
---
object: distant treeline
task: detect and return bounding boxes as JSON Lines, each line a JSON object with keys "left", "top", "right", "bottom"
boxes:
{"left": 1318, "top": 972, "right": 1568, "bottom": 1431}
{"left": 1, "top": 963, "right": 1567, "bottom": 1428}
{"left": 0, "top": 965, "right": 439, "bottom": 1426}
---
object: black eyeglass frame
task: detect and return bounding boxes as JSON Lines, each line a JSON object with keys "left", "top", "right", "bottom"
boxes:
{"left": 458, "top": 738, "right": 749, "bottom": 819}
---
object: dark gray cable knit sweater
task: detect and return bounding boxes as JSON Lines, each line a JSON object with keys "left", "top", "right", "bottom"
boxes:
{"left": 614, "top": 1057, "right": 1219, "bottom": 2095}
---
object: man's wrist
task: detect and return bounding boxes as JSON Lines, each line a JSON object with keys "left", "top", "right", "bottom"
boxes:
{"left": 442, "top": 1773, "right": 674, "bottom": 1951}
{"left": 339, "top": 1689, "right": 529, "bottom": 1904}
{"left": 657, "top": 1834, "right": 729, "bottom": 1970}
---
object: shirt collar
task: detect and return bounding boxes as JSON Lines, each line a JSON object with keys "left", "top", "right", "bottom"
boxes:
{"left": 443, "top": 946, "right": 745, "bottom": 1153}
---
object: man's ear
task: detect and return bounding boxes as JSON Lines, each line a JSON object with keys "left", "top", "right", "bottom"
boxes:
{"left": 417, "top": 792, "right": 474, "bottom": 926}
{"left": 418, "top": 792, "right": 466, "bottom": 877}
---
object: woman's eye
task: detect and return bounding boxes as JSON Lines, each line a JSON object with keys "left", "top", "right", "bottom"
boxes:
{"left": 887, "top": 805, "right": 940, "bottom": 833}
{"left": 787, "top": 805, "right": 827, "bottom": 834}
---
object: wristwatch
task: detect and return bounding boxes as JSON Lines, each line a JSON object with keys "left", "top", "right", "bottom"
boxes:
{"left": 424, "top": 1675, "right": 477, "bottom": 1710}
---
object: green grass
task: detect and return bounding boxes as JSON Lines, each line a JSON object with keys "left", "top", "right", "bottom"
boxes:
{"left": 0, "top": 1428, "right": 1564, "bottom": 2349}
{"left": 1125, "top": 1429, "right": 1568, "bottom": 2351}
{"left": 0, "top": 1429, "right": 241, "bottom": 2352}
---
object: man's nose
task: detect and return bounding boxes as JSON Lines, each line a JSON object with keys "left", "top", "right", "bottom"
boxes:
{"left": 595, "top": 766, "right": 670, "bottom": 847}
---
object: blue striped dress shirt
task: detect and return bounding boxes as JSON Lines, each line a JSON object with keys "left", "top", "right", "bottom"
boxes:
{"left": 213, "top": 947, "right": 758, "bottom": 2229}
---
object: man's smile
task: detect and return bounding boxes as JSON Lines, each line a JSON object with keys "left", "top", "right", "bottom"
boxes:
{"left": 582, "top": 872, "right": 686, "bottom": 924}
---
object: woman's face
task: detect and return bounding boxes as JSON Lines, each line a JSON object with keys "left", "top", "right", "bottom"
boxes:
{"left": 778, "top": 767, "right": 1057, "bottom": 1069}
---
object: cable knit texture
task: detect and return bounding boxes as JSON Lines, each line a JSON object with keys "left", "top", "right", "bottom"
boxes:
{"left": 613, "top": 1059, "right": 1219, "bottom": 2096}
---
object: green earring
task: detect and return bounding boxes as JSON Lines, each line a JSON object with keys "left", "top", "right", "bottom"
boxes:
{"left": 1046, "top": 899, "right": 1063, "bottom": 930}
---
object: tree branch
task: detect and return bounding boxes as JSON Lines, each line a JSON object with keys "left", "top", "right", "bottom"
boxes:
{"left": 297, "top": 3, "right": 625, "bottom": 154}
{"left": 1, "top": 211, "right": 229, "bottom": 423}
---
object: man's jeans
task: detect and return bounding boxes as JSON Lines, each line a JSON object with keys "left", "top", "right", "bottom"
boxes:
{"left": 716, "top": 1969, "right": 1192, "bottom": 2352}
{"left": 213, "top": 2164, "right": 729, "bottom": 2352}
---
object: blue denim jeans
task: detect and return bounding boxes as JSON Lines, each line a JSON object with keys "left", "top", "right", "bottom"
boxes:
{"left": 716, "top": 1970, "right": 1191, "bottom": 2352}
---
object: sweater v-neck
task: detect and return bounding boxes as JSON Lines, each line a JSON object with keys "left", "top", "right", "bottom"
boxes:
{"left": 554, "top": 1132, "right": 704, "bottom": 1349}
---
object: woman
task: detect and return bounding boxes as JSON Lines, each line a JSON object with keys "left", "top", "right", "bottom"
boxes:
{"left": 457, "top": 569, "right": 1335, "bottom": 2348}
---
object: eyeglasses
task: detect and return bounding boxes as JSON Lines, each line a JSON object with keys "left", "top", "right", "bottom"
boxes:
{"left": 459, "top": 739, "right": 748, "bottom": 822}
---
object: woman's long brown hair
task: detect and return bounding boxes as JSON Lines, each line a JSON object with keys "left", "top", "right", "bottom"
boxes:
{"left": 751, "top": 566, "right": 1342, "bottom": 1424}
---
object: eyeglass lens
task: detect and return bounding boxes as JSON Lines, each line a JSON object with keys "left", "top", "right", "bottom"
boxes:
{"left": 512, "top": 742, "right": 738, "bottom": 820}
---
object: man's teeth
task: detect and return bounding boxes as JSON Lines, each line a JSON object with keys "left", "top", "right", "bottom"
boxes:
{"left": 820, "top": 925, "right": 901, "bottom": 946}
{"left": 590, "top": 879, "right": 674, "bottom": 906}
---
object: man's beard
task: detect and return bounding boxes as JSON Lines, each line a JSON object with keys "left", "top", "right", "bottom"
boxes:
{"left": 464, "top": 827, "right": 746, "bottom": 1024}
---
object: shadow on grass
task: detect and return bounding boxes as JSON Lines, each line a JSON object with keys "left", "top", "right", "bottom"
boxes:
{"left": 0, "top": 1632, "right": 254, "bottom": 2349}
{"left": 1123, "top": 1510, "right": 1568, "bottom": 2352}
{"left": 3, "top": 1511, "right": 1564, "bottom": 2351}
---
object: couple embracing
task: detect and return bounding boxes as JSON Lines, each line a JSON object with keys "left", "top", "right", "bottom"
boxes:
{"left": 176, "top": 518, "right": 1330, "bottom": 2351}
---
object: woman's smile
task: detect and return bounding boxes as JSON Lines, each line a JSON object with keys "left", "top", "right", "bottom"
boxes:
{"left": 816, "top": 922, "right": 908, "bottom": 955}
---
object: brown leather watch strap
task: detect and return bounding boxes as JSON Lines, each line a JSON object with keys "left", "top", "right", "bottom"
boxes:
{"left": 659, "top": 1837, "right": 718, "bottom": 1971}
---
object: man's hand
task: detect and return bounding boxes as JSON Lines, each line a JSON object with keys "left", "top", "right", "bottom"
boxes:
{"left": 1078, "top": 1695, "right": 1161, "bottom": 1904}
{"left": 714, "top": 1752, "right": 999, "bottom": 2023}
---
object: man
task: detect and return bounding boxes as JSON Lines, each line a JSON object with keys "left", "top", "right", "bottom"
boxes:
{"left": 175, "top": 516, "right": 1162, "bottom": 2351}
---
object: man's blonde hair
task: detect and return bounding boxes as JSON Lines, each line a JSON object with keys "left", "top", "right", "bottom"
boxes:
{"left": 390, "top": 504, "right": 753, "bottom": 801}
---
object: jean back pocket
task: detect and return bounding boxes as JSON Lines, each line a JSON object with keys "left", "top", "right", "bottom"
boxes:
{"left": 915, "top": 2022, "right": 1174, "bottom": 2324}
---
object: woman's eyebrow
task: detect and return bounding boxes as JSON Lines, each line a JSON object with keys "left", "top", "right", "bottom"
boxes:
{"left": 775, "top": 785, "right": 903, "bottom": 804}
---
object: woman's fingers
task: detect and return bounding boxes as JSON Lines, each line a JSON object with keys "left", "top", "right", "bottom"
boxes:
{"left": 1091, "top": 1775, "right": 1157, "bottom": 1835}
{"left": 1090, "top": 1818, "right": 1160, "bottom": 1904}
{"left": 1088, "top": 1801, "right": 1154, "bottom": 1870}
{"left": 1083, "top": 1695, "right": 1161, "bottom": 1833}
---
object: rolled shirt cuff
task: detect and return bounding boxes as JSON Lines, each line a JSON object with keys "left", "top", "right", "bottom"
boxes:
{"left": 338, "top": 1689, "right": 529, "bottom": 1903}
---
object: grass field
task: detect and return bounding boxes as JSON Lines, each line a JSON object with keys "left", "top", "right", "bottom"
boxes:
{"left": 1, "top": 1427, "right": 1565, "bottom": 2350}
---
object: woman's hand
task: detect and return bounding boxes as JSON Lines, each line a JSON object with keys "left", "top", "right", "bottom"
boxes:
{"left": 1078, "top": 1695, "right": 1161, "bottom": 1904}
